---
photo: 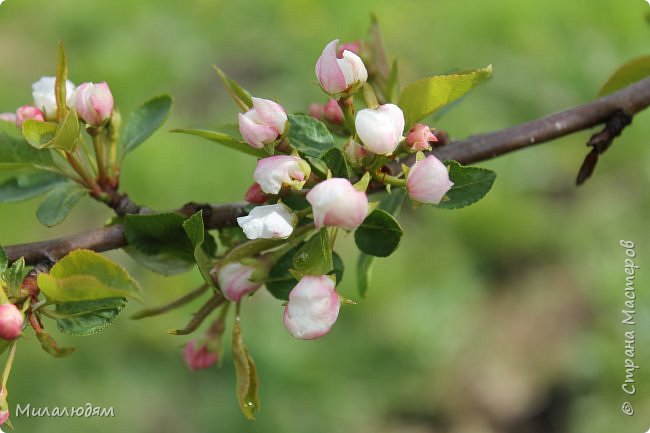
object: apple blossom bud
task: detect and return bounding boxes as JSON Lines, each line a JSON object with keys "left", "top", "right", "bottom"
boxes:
{"left": 72, "top": 82, "right": 114, "bottom": 126}
{"left": 283, "top": 275, "right": 340, "bottom": 339}
{"left": 406, "top": 155, "right": 454, "bottom": 204}
{"left": 322, "top": 99, "right": 344, "bottom": 124}
{"left": 15, "top": 105, "right": 45, "bottom": 128}
{"left": 253, "top": 155, "right": 311, "bottom": 195}
{"left": 306, "top": 178, "right": 368, "bottom": 230}
{"left": 355, "top": 104, "right": 405, "bottom": 155}
{"left": 183, "top": 340, "right": 218, "bottom": 370}
{"left": 216, "top": 262, "right": 263, "bottom": 302}
{"left": 0, "top": 113, "right": 16, "bottom": 124}
{"left": 0, "top": 409, "right": 8, "bottom": 425}
{"left": 237, "top": 203, "right": 296, "bottom": 240}
{"left": 32, "top": 76, "right": 76, "bottom": 120}
{"left": 0, "top": 303, "right": 23, "bottom": 340}
{"left": 308, "top": 103, "right": 324, "bottom": 120}
{"left": 244, "top": 183, "right": 271, "bottom": 204}
{"left": 315, "top": 39, "right": 368, "bottom": 96}
{"left": 336, "top": 41, "right": 362, "bottom": 57}
{"left": 238, "top": 97, "right": 288, "bottom": 149}
{"left": 405, "top": 124, "right": 438, "bottom": 152}
{"left": 343, "top": 138, "right": 368, "bottom": 167}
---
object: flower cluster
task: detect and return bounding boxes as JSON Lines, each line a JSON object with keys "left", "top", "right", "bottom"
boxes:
{"left": 229, "top": 39, "right": 453, "bottom": 341}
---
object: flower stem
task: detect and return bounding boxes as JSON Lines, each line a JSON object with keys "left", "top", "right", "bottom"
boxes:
{"left": 92, "top": 132, "right": 108, "bottom": 185}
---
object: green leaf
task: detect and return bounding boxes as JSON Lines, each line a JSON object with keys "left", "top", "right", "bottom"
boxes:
{"left": 398, "top": 65, "right": 492, "bottom": 127}
{"left": 331, "top": 251, "right": 344, "bottom": 285}
{"left": 355, "top": 189, "right": 406, "bottom": 297}
{"left": 37, "top": 249, "right": 143, "bottom": 303}
{"left": 36, "top": 330, "right": 76, "bottom": 357}
{"left": 0, "top": 246, "right": 7, "bottom": 275}
{"left": 232, "top": 319, "right": 260, "bottom": 420}
{"left": 36, "top": 182, "right": 87, "bottom": 227}
{"left": 213, "top": 66, "right": 253, "bottom": 109}
{"left": 218, "top": 226, "right": 248, "bottom": 250}
{"left": 0, "top": 172, "right": 67, "bottom": 203}
{"left": 55, "top": 297, "right": 127, "bottom": 336}
{"left": 292, "top": 228, "right": 332, "bottom": 276}
{"left": 356, "top": 253, "right": 374, "bottom": 298}
{"left": 122, "top": 95, "right": 173, "bottom": 156}
{"left": 0, "top": 129, "right": 57, "bottom": 171}
{"left": 171, "top": 128, "right": 266, "bottom": 158}
{"left": 321, "top": 147, "right": 351, "bottom": 179}
{"left": 287, "top": 114, "right": 334, "bottom": 157}
{"left": 598, "top": 55, "right": 650, "bottom": 97}
{"left": 436, "top": 161, "right": 496, "bottom": 209}
{"left": 55, "top": 42, "right": 69, "bottom": 121}
{"left": 354, "top": 209, "right": 403, "bottom": 257}
{"left": 183, "top": 211, "right": 217, "bottom": 288}
{"left": 3, "top": 257, "right": 28, "bottom": 298}
{"left": 23, "top": 109, "right": 81, "bottom": 152}
{"left": 384, "top": 59, "right": 400, "bottom": 103}
{"left": 266, "top": 243, "right": 302, "bottom": 300}
{"left": 124, "top": 213, "right": 195, "bottom": 275}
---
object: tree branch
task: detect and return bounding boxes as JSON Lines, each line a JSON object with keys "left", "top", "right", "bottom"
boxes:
{"left": 5, "top": 77, "right": 650, "bottom": 265}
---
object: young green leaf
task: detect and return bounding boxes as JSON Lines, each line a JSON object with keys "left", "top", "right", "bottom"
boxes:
{"left": 171, "top": 128, "right": 266, "bottom": 157}
{"left": 354, "top": 209, "right": 403, "bottom": 257}
{"left": 23, "top": 109, "right": 80, "bottom": 152}
{"left": 0, "top": 129, "right": 57, "bottom": 171}
{"left": 0, "top": 246, "right": 7, "bottom": 275}
{"left": 287, "top": 114, "right": 335, "bottom": 157}
{"left": 121, "top": 95, "right": 173, "bottom": 156}
{"left": 398, "top": 65, "right": 492, "bottom": 127}
{"left": 123, "top": 213, "right": 195, "bottom": 275}
{"left": 266, "top": 243, "right": 303, "bottom": 300}
{"left": 292, "top": 229, "right": 333, "bottom": 276}
{"left": 232, "top": 319, "right": 260, "bottom": 420}
{"left": 0, "top": 172, "right": 67, "bottom": 203}
{"left": 598, "top": 55, "right": 650, "bottom": 97}
{"left": 37, "top": 249, "right": 143, "bottom": 303}
{"left": 36, "top": 330, "right": 76, "bottom": 358}
{"left": 183, "top": 211, "right": 217, "bottom": 288}
{"left": 213, "top": 66, "right": 253, "bottom": 110}
{"left": 4, "top": 257, "right": 28, "bottom": 299}
{"left": 55, "top": 42, "right": 69, "bottom": 121}
{"left": 36, "top": 182, "right": 87, "bottom": 227}
{"left": 55, "top": 297, "right": 127, "bottom": 336}
{"left": 436, "top": 161, "right": 496, "bottom": 209}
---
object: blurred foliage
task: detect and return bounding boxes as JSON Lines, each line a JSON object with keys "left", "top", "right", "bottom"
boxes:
{"left": 1, "top": 0, "right": 649, "bottom": 432}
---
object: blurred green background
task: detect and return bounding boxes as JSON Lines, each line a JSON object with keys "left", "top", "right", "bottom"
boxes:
{"left": 1, "top": 0, "right": 649, "bottom": 432}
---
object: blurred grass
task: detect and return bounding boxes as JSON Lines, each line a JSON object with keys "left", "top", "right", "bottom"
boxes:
{"left": 1, "top": 0, "right": 649, "bottom": 432}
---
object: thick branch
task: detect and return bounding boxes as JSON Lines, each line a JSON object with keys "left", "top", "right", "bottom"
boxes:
{"left": 5, "top": 77, "right": 650, "bottom": 265}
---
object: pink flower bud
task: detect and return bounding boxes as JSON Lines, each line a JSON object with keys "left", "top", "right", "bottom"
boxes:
{"left": 237, "top": 203, "right": 296, "bottom": 240}
{"left": 343, "top": 138, "right": 368, "bottom": 167}
{"left": 0, "top": 113, "right": 17, "bottom": 124}
{"left": 308, "top": 103, "right": 324, "bottom": 120}
{"left": 253, "top": 155, "right": 311, "bottom": 195}
{"left": 405, "top": 124, "right": 438, "bottom": 152}
{"left": 336, "top": 41, "right": 362, "bottom": 57}
{"left": 32, "top": 76, "right": 76, "bottom": 120}
{"left": 15, "top": 105, "right": 45, "bottom": 128}
{"left": 406, "top": 155, "right": 454, "bottom": 204}
{"left": 183, "top": 340, "right": 218, "bottom": 371}
{"left": 315, "top": 39, "right": 368, "bottom": 96}
{"left": 72, "top": 82, "right": 114, "bottom": 126}
{"left": 0, "top": 303, "right": 23, "bottom": 340}
{"left": 0, "top": 409, "right": 8, "bottom": 425}
{"left": 306, "top": 178, "right": 368, "bottom": 230}
{"left": 283, "top": 275, "right": 340, "bottom": 339}
{"left": 244, "top": 183, "right": 270, "bottom": 204}
{"left": 355, "top": 104, "right": 405, "bottom": 155}
{"left": 216, "top": 262, "right": 262, "bottom": 302}
{"left": 238, "top": 97, "right": 288, "bottom": 149}
{"left": 322, "top": 99, "right": 344, "bottom": 124}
